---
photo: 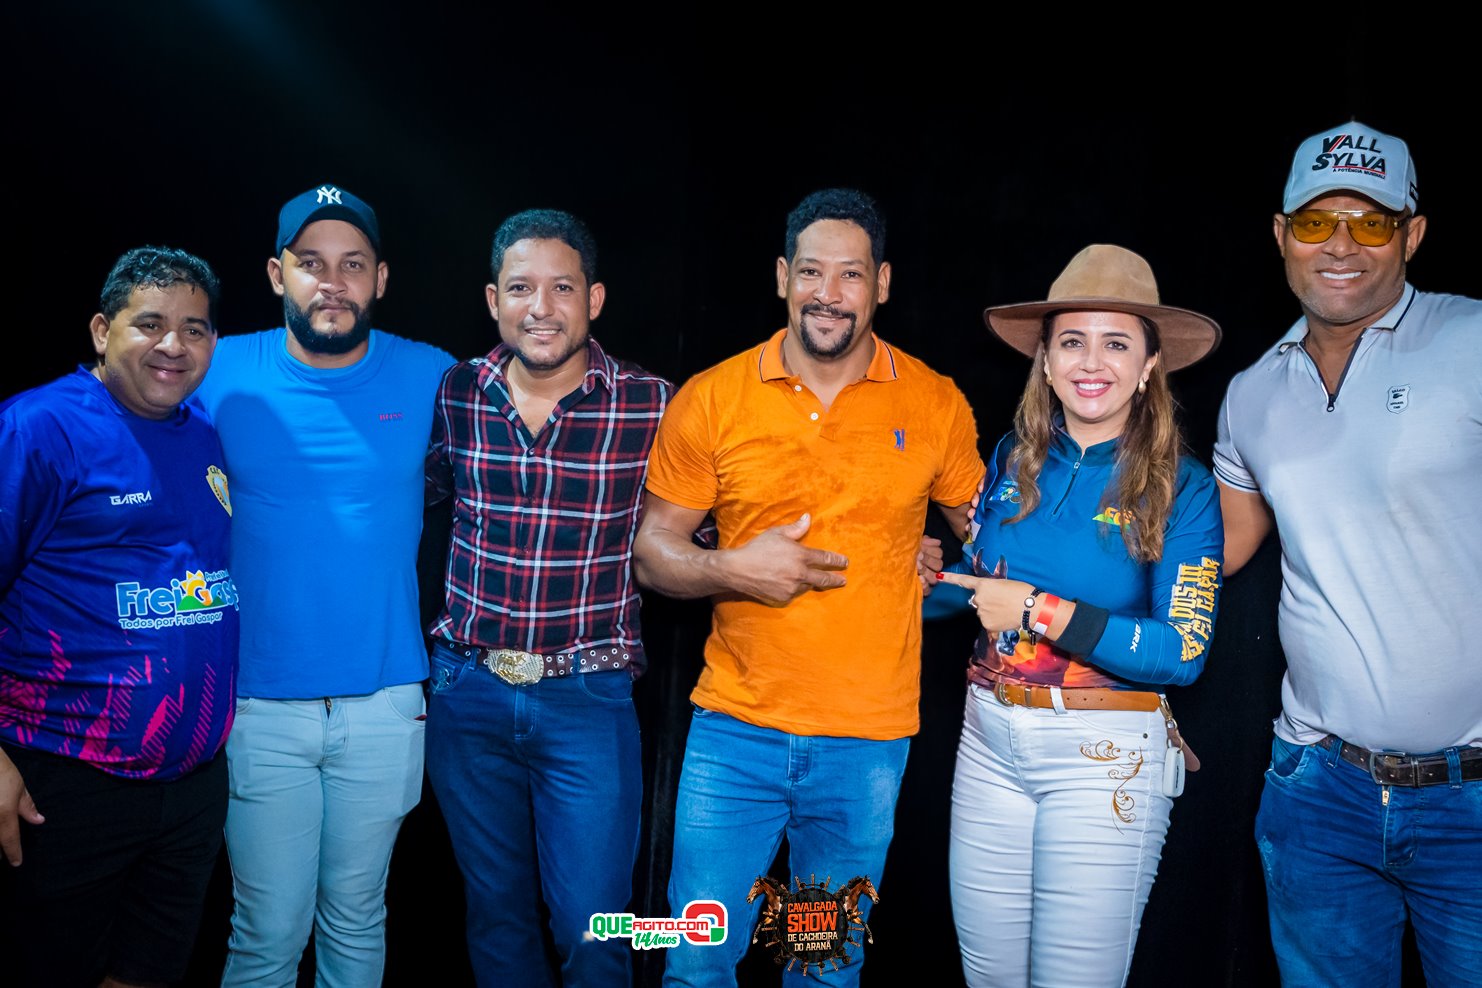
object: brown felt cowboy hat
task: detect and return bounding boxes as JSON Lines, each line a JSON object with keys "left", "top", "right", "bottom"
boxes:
{"left": 984, "top": 245, "right": 1221, "bottom": 371}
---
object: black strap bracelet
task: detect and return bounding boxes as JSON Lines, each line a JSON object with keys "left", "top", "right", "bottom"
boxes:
{"left": 1021, "top": 587, "right": 1043, "bottom": 633}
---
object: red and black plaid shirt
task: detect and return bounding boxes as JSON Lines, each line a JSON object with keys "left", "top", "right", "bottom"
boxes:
{"left": 426, "top": 339, "right": 673, "bottom": 673}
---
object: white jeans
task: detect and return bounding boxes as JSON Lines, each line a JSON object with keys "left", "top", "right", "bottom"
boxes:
{"left": 220, "top": 684, "right": 425, "bottom": 988}
{"left": 950, "top": 684, "right": 1174, "bottom": 988}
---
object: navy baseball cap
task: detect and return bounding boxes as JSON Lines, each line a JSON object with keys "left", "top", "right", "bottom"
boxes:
{"left": 275, "top": 184, "right": 381, "bottom": 256}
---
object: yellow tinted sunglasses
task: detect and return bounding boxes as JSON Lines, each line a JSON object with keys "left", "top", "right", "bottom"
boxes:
{"left": 1286, "top": 209, "right": 1408, "bottom": 247}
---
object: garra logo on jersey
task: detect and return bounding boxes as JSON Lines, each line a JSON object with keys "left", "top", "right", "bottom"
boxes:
{"left": 1386, "top": 385, "right": 1409, "bottom": 413}
{"left": 206, "top": 465, "right": 231, "bottom": 515}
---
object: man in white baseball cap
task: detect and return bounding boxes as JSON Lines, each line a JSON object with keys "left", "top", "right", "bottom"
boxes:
{"left": 1215, "top": 121, "right": 1481, "bottom": 986}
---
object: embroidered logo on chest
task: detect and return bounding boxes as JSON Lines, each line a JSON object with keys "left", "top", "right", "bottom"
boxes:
{"left": 1386, "top": 385, "right": 1410, "bottom": 413}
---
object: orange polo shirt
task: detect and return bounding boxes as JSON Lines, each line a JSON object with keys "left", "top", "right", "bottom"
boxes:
{"left": 646, "top": 329, "right": 984, "bottom": 739}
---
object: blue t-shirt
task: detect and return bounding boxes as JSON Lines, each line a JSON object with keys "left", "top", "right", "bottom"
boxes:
{"left": 193, "top": 329, "right": 455, "bottom": 698}
{"left": 1, "top": 368, "right": 239, "bottom": 779}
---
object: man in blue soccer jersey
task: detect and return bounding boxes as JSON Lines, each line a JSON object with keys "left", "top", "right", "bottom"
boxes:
{"left": 0, "top": 246, "right": 238, "bottom": 988}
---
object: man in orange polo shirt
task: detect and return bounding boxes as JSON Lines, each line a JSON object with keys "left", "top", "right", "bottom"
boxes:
{"left": 635, "top": 188, "right": 984, "bottom": 986}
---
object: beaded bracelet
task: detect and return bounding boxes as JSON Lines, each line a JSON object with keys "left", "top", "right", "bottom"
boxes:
{"left": 1020, "top": 588, "right": 1043, "bottom": 633}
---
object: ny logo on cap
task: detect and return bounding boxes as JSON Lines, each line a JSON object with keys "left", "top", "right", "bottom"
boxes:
{"left": 316, "top": 186, "right": 343, "bottom": 205}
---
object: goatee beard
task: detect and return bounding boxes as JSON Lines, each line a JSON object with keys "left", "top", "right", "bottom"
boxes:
{"left": 799, "top": 303, "right": 857, "bottom": 359}
{"left": 285, "top": 297, "right": 373, "bottom": 355}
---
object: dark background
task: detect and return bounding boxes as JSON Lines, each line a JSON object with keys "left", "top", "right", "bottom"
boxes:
{"left": 7, "top": 4, "right": 1464, "bottom": 985}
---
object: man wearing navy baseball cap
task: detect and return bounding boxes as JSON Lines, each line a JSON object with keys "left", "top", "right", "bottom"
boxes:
{"left": 269, "top": 183, "right": 385, "bottom": 358}
{"left": 1215, "top": 123, "right": 1481, "bottom": 985}
{"left": 194, "top": 184, "right": 456, "bottom": 986}
{"left": 276, "top": 183, "right": 382, "bottom": 258}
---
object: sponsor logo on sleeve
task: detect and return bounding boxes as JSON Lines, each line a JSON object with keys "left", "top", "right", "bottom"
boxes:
{"left": 1168, "top": 557, "right": 1220, "bottom": 663}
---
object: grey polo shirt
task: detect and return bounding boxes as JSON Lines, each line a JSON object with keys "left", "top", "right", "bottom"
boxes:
{"left": 1215, "top": 284, "right": 1482, "bottom": 753}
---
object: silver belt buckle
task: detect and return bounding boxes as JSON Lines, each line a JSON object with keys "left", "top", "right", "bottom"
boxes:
{"left": 484, "top": 648, "right": 543, "bottom": 686}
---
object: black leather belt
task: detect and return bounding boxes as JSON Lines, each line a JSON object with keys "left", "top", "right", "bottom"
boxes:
{"left": 442, "top": 641, "right": 633, "bottom": 685}
{"left": 445, "top": 644, "right": 569, "bottom": 685}
{"left": 1319, "top": 735, "right": 1482, "bottom": 787}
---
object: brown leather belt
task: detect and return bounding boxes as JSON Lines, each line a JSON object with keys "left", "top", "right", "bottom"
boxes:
{"left": 1318, "top": 735, "right": 1482, "bottom": 787}
{"left": 988, "top": 680, "right": 1163, "bottom": 712}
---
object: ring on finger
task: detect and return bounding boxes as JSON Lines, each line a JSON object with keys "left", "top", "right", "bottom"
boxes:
{"left": 968, "top": 594, "right": 977, "bottom": 607}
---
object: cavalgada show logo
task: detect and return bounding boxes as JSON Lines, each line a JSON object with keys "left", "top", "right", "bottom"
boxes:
{"left": 749, "top": 874, "right": 878, "bottom": 977}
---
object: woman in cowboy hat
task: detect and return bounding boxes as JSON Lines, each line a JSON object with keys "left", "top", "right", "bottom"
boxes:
{"left": 928, "top": 244, "right": 1224, "bottom": 988}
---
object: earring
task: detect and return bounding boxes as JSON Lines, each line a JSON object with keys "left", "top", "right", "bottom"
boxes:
{"left": 1044, "top": 367, "right": 1052, "bottom": 385}
{"left": 1137, "top": 379, "right": 1147, "bottom": 394}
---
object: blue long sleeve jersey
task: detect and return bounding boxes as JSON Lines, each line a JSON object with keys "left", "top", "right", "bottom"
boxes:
{"left": 925, "top": 430, "right": 1223, "bottom": 690}
{"left": 1, "top": 369, "right": 239, "bottom": 778}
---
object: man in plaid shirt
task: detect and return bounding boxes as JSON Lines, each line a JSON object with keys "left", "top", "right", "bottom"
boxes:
{"left": 424, "top": 208, "right": 672, "bottom": 987}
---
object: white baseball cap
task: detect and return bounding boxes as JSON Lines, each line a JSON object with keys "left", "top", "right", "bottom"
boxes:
{"left": 1282, "top": 121, "right": 1418, "bottom": 214}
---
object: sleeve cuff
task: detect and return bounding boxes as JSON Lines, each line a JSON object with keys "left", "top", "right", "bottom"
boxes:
{"left": 1055, "top": 600, "right": 1109, "bottom": 654}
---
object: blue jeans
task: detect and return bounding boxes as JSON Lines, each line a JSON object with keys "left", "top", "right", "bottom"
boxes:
{"left": 662, "top": 708, "right": 909, "bottom": 988}
{"left": 220, "top": 684, "right": 426, "bottom": 988}
{"left": 1256, "top": 735, "right": 1482, "bottom": 988}
{"left": 425, "top": 643, "right": 642, "bottom": 988}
